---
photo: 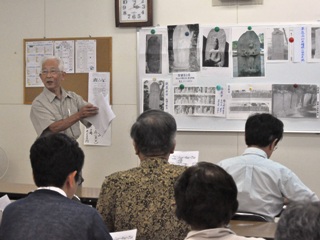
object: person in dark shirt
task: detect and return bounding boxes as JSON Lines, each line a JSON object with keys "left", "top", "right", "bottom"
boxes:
{"left": 0, "top": 133, "right": 112, "bottom": 240}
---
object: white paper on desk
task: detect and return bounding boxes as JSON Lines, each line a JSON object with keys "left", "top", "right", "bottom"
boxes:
{"left": 0, "top": 194, "right": 11, "bottom": 210}
{"left": 86, "top": 93, "right": 115, "bottom": 136}
{"left": 110, "top": 229, "right": 137, "bottom": 240}
{"left": 169, "top": 151, "right": 199, "bottom": 167}
{"left": 0, "top": 194, "right": 11, "bottom": 223}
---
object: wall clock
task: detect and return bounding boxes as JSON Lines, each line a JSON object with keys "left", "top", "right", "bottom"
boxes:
{"left": 115, "top": 0, "right": 153, "bottom": 27}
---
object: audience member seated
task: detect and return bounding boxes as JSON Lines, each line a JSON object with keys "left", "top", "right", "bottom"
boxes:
{"left": 275, "top": 201, "right": 320, "bottom": 240}
{"left": 174, "top": 161, "right": 265, "bottom": 240}
{"left": 0, "top": 133, "right": 112, "bottom": 240}
{"left": 96, "top": 109, "right": 189, "bottom": 240}
{"left": 218, "top": 113, "right": 318, "bottom": 221}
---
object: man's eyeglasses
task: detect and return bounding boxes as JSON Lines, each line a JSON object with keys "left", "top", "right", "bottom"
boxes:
{"left": 40, "top": 69, "right": 61, "bottom": 76}
{"left": 76, "top": 172, "right": 84, "bottom": 186}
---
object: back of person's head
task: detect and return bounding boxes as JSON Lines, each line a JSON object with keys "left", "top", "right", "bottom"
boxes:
{"left": 275, "top": 201, "right": 320, "bottom": 240}
{"left": 245, "top": 113, "right": 283, "bottom": 147}
{"left": 130, "top": 109, "right": 177, "bottom": 156}
{"left": 41, "top": 56, "right": 64, "bottom": 71}
{"left": 30, "top": 133, "right": 84, "bottom": 188}
{"left": 174, "top": 162, "right": 238, "bottom": 230}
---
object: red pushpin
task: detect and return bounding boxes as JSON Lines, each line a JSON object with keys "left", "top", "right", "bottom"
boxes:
{"left": 293, "top": 84, "right": 298, "bottom": 88}
{"left": 289, "top": 37, "right": 294, "bottom": 43}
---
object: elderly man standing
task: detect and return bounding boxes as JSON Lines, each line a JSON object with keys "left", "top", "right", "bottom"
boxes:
{"left": 97, "top": 109, "right": 190, "bottom": 240}
{"left": 30, "top": 56, "right": 98, "bottom": 139}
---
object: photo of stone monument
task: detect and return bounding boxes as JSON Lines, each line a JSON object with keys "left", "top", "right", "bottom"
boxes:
{"left": 202, "top": 28, "right": 229, "bottom": 67}
{"left": 267, "top": 28, "right": 289, "bottom": 61}
{"left": 143, "top": 79, "right": 165, "bottom": 111}
{"left": 232, "top": 29, "right": 265, "bottom": 77}
{"left": 167, "top": 24, "right": 200, "bottom": 73}
{"left": 146, "top": 34, "right": 162, "bottom": 74}
{"left": 311, "top": 27, "right": 320, "bottom": 59}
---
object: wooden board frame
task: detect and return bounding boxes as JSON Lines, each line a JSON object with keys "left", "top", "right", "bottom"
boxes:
{"left": 23, "top": 37, "right": 112, "bottom": 104}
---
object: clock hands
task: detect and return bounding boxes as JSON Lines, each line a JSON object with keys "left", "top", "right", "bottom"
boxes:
{"left": 132, "top": 1, "right": 143, "bottom": 9}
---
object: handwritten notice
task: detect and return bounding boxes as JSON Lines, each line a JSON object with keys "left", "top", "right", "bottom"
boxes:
{"left": 169, "top": 151, "right": 199, "bottom": 167}
{"left": 293, "top": 26, "right": 306, "bottom": 63}
{"left": 84, "top": 72, "right": 115, "bottom": 146}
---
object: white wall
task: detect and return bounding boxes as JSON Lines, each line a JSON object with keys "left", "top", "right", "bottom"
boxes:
{"left": 1, "top": 0, "right": 320, "bottom": 197}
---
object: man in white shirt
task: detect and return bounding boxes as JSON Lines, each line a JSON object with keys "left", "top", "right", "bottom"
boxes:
{"left": 218, "top": 113, "right": 318, "bottom": 221}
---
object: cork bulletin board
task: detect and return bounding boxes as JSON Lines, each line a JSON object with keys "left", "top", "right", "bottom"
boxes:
{"left": 23, "top": 37, "right": 112, "bottom": 104}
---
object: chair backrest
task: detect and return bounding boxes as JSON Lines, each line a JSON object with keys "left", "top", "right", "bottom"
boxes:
{"left": 232, "top": 211, "right": 269, "bottom": 222}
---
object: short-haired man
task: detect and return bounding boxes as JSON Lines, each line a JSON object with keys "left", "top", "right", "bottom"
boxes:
{"left": 0, "top": 133, "right": 112, "bottom": 240}
{"left": 96, "top": 109, "right": 189, "bottom": 240}
{"left": 218, "top": 113, "right": 318, "bottom": 221}
{"left": 30, "top": 56, "right": 98, "bottom": 139}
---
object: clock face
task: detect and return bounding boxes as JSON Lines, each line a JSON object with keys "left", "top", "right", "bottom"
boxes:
{"left": 120, "top": 0, "right": 148, "bottom": 23}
